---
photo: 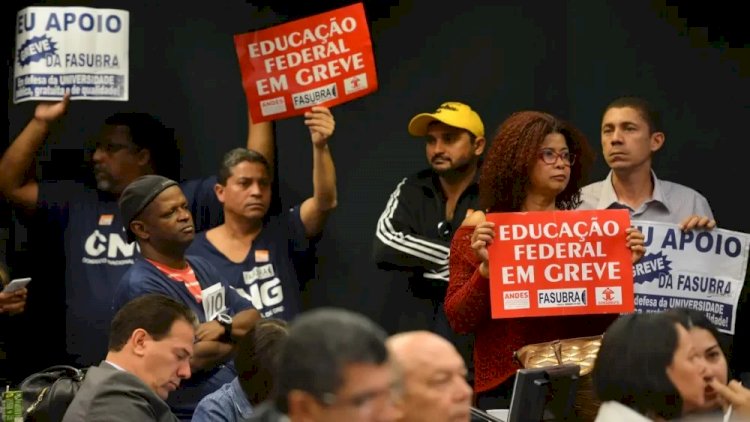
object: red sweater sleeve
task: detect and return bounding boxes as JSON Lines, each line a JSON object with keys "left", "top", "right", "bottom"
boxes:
{"left": 445, "top": 225, "right": 492, "bottom": 333}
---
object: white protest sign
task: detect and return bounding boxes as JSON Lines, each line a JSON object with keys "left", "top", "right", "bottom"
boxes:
{"left": 14, "top": 6, "right": 129, "bottom": 103}
{"left": 201, "top": 283, "right": 227, "bottom": 322}
{"left": 633, "top": 221, "right": 750, "bottom": 334}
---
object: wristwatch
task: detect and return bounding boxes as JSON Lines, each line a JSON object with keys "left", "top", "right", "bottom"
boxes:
{"left": 216, "top": 313, "right": 233, "bottom": 342}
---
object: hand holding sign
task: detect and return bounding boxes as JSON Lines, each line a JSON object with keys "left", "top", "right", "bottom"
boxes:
{"left": 678, "top": 214, "right": 717, "bottom": 232}
{"left": 472, "top": 220, "right": 495, "bottom": 279}
{"left": 626, "top": 227, "right": 646, "bottom": 263}
{"left": 33, "top": 91, "right": 70, "bottom": 125}
{"left": 305, "top": 106, "right": 335, "bottom": 146}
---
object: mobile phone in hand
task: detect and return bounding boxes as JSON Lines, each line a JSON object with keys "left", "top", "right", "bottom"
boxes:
{"left": 2, "top": 277, "right": 31, "bottom": 294}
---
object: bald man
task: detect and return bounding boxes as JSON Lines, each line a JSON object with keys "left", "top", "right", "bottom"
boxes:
{"left": 387, "top": 331, "right": 472, "bottom": 422}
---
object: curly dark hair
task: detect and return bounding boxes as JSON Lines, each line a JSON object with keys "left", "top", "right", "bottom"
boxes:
{"left": 479, "top": 111, "right": 594, "bottom": 212}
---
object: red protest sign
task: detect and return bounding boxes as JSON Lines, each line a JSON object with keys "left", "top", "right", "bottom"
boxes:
{"left": 487, "top": 209, "right": 635, "bottom": 319}
{"left": 234, "top": 3, "right": 377, "bottom": 123}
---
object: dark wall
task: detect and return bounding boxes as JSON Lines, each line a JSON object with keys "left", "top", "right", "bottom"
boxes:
{"left": 4, "top": 0, "right": 748, "bottom": 378}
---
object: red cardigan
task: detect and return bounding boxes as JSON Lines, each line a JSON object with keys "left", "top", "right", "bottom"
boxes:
{"left": 445, "top": 225, "right": 616, "bottom": 393}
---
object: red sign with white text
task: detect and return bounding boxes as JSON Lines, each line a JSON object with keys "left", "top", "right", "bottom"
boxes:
{"left": 234, "top": 3, "right": 378, "bottom": 123}
{"left": 487, "top": 209, "right": 635, "bottom": 319}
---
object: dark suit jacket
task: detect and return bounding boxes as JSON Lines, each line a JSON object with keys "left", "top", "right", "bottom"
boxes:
{"left": 62, "top": 361, "right": 178, "bottom": 422}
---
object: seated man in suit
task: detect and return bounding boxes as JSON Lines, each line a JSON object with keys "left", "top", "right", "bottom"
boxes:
{"left": 63, "top": 293, "right": 197, "bottom": 421}
{"left": 387, "top": 331, "right": 473, "bottom": 422}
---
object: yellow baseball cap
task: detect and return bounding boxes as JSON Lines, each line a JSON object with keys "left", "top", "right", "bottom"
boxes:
{"left": 408, "top": 102, "right": 484, "bottom": 138}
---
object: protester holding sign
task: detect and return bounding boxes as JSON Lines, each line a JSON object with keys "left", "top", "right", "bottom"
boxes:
{"left": 112, "top": 175, "right": 260, "bottom": 421}
{"left": 579, "top": 96, "right": 715, "bottom": 230}
{"left": 444, "top": 111, "right": 646, "bottom": 410}
{"left": 578, "top": 97, "right": 750, "bottom": 382}
{"left": 0, "top": 91, "right": 267, "bottom": 368}
{"left": 187, "top": 106, "right": 337, "bottom": 321}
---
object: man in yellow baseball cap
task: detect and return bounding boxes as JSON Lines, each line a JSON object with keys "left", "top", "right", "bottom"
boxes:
{"left": 407, "top": 101, "right": 484, "bottom": 139}
{"left": 373, "top": 101, "right": 486, "bottom": 390}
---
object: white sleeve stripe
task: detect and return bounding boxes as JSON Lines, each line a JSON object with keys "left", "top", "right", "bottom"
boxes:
{"left": 375, "top": 178, "right": 450, "bottom": 264}
{"left": 423, "top": 272, "right": 449, "bottom": 281}
{"left": 379, "top": 179, "right": 449, "bottom": 261}
{"left": 426, "top": 267, "right": 449, "bottom": 275}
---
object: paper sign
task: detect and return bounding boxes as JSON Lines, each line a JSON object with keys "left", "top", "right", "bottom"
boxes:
{"left": 487, "top": 209, "right": 635, "bottom": 319}
{"left": 201, "top": 282, "right": 227, "bottom": 321}
{"left": 13, "top": 6, "right": 129, "bottom": 103}
{"left": 631, "top": 221, "right": 749, "bottom": 334}
{"left": 234, "top": 2, "right": 377, "bottom": 122}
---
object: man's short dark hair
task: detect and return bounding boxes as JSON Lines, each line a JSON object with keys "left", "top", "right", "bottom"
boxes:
{"left": 604, "top": 96, "right": 662, "bottom": 134}
{"left": 593, "top": 313, "right": 683, "bottom": 420}
{"left": 108, "top": 294, "right": 198, "bottom": 351}
{"left": 274, "top": 308, "right": 389, "bottom": 413}
{"left": 104, "top": 112, "right": 181, "bottom": 180}
{"left": 217, "top": 148, "right": 272, "bottom": 185}
{"left": 236, "top": 318, "right": 289, "bottom": 405}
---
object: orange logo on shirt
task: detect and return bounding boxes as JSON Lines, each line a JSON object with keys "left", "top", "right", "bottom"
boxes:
{"left": 255, "top": 250, "right": 269, "bottom": 262}
{"left": 99, "top": 214, "right": 114, "bottom": 226}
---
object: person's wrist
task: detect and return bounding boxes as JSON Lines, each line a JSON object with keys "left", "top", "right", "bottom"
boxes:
{"left": 31, "top": 116, "right": 52, "bottom": 130}
{"left": 479, "top": 261, "right": 490, "bottom": 278}
{"left": 216, "top": 313, "right": 234, "bottom": 342}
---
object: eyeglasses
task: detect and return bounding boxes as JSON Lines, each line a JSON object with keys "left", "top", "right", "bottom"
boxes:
{"left": 437, "top": 220, "right": 453, "bottom": 241}
{"left": 538, "top": 149, "right": 576, "bottom": 166}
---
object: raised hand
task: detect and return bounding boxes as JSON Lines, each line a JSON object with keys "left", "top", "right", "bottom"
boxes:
{"left": 304, "top": 106, "right": 335, "bottom": 147}
{"left": 34, "top": 92, "right": 71, "bottom": 124}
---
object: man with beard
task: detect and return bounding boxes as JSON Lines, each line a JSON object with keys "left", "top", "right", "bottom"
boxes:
{"left": 372, "top": 102, "right": 485, "bottom": 386}
{"left": 0, "top": 93, "right": 265, "bottom": 368}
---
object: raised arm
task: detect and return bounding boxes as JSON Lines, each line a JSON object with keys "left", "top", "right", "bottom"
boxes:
{"left": 0, "top": 94, "right": 70, "bottom": 212}
{"left": 246, "top": 112, "right": 275, "bottom": 174}
{"left": 299, "top": 106, "right": 338, "bottom": 237}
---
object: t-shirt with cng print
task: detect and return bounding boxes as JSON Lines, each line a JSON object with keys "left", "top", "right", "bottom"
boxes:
{"left": 186, "top": 205, "right": 313, "bottom": 321}
{"left": 36, "top": 177, "right": 222, "bottom": 367}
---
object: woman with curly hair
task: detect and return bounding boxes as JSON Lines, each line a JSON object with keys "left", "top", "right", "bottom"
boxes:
{"left": 444, "top": 111, "right": 646, "bottom": 410}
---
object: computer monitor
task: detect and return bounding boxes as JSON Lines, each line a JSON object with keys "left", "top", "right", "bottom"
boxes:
{"left": 507, "top": 363, "right": 580, "bottom": 422}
